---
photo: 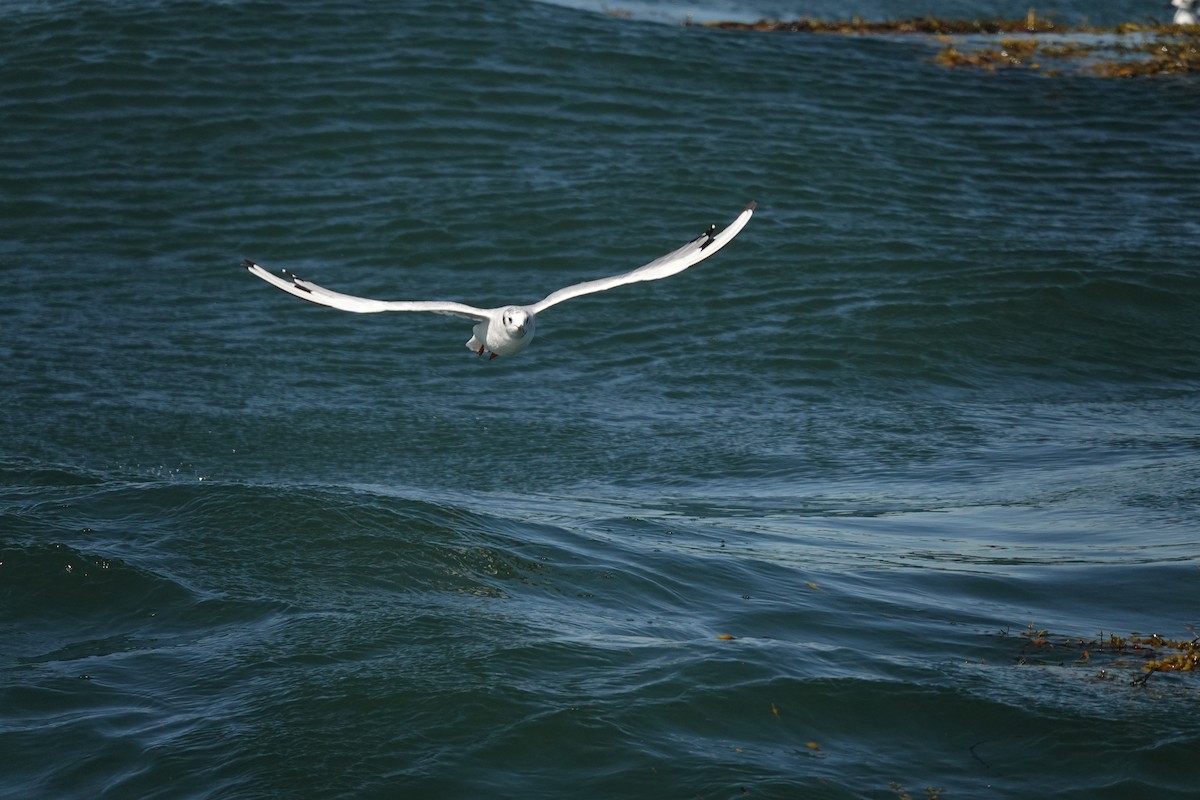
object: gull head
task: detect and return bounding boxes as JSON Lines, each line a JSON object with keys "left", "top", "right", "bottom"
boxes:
{"left": 501, "top": 307, "right": 534, "bottom": 339}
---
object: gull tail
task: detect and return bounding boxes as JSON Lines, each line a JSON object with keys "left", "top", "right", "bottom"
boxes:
{"left": 466, "top": 334, "right": 495, "bottom": 359}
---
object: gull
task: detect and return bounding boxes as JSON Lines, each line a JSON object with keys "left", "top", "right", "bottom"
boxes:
{"left": 243, "top": 201, "right": 754, "bottom": 359}
{"left": 1174, "top": 0, "right": 1198, "bottom": 25}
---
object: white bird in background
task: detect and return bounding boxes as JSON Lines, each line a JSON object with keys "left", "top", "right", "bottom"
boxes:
{"left": 1174, "top": 0, "right": 1198, "bottom": 25}
{"left": 244, "top": 202, "right": 755, "bottom": 360}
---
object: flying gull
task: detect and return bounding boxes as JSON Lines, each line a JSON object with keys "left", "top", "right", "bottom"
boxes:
{"left": 243, "top": 201, "right": 754, "bottom": 359}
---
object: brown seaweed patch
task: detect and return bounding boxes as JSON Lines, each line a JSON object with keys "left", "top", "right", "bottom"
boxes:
{"left": 1091, "top": 35, "right": 1200, "bottom": 76}
{"left": 999, "top": 624, "right": 1200, "bottom": 685}
{"left": 696, "top": 11, "right": 1200, "bottom": 77}
{"left": 699, "top": 13, "right": 1187, "bottom": 38}
{"left": 934, "top": 33, "right": 1200, "bottom": 75}
{"left": 702, "top": 13, "right": 1064, "bottom": 35}
{"left": 935, "top": 38, "right": 1043, "bottom": 71}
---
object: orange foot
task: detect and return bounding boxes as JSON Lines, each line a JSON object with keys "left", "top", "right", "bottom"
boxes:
{"left": 475, "top": 345, "right": 486, "bottom": 357}
{"left": 488, "top": 353, "right": 499, "bottom": 360}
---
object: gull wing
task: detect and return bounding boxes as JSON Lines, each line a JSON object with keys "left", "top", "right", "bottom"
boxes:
{"left": 243, "top": 260, "right": 490, "bottom": 321}
{"left": 529, "top": 201, "right": 755, "bottom": 315}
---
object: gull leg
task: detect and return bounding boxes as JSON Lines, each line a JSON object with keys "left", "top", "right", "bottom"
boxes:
{"left": 488, "top": 353, "right": 499, "bottom": 360}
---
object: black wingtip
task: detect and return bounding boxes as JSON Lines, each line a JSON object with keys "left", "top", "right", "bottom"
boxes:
{"left": 279, "top": 268, "right": 312, "bottom": 292}
{"left": 244, "top": 258, "right": 309, "bottom": 292}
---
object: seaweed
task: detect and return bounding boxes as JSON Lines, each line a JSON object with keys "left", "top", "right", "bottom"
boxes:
{"left": 694, "top": 10, "right": 1200, "bottom": 77}
{"left": 1000, "top": 623, "right": 1200, "bottom": 685}
{"left": 934, "top": 38, "right": 1043, "bottom": 71}
{"left": 1090, "top": 35, "right": 1200, "bottom": 76}
{"left": 702, "top": 11, "right": 1062, "bottom": 36}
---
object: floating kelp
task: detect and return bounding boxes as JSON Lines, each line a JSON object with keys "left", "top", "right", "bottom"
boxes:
{"left": 1091, "top": 35, "right": 1200, "bottom": 75}
{"left": 999, "top": 624, "right": 1200, "bottom": 684}
{"left": 889, "top": 782, "right": 944, "bottom": 800}
{"left": 702, "top": 11, "right": 1063, "bottom": 36}
{"left": 934, "top": 37, "right": 1044, "bottom": 71}
{"left": 933, "top": 33, "right": 1200, "bottom": 75}
{"left": 695, "top": 12, "right": 1200, "bottom": 76}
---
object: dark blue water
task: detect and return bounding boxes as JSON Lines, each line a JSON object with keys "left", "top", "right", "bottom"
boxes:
{"left": 2, "top": 1, "right": 1199, "bottom": 797}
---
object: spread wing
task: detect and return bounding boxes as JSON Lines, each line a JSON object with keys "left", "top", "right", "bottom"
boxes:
{"left": 243, "top": 260, "right": 490, "bottom": 321}
{"left": 529, "top": 201, "right": 755, "bottom": 315}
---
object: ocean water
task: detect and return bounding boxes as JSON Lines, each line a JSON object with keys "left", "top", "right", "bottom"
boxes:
{"left": 2, "top": 1, "right": 1199, "bottom": 797}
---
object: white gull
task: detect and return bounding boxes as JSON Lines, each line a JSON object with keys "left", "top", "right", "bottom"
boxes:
{"left": 243, "top": 202, "right": 754, "bottom": 360}
{"left": 1174, "top": 0, "right": 1198, "bottom": 24}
